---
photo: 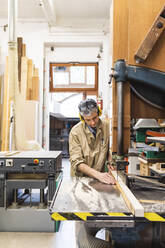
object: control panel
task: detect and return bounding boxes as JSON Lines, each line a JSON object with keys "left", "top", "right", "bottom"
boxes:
{"left": 0, "top": 151, "right": 62, "bottom": 174}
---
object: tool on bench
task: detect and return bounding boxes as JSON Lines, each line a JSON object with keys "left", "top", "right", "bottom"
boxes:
{"left": 134, "top": 5, "right": 165, "bottom": 63}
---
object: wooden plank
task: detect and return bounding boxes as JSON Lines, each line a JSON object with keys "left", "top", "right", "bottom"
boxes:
{"left": 22, "top": 44, "right": 26, "bottom": 57}
{"left": 5, "top": 151, "right": 20, "bottom": 156}
{"left": 111, "top": 170, "right": 144, "bottom": 217}
{"left": 24, "top": 101, "right": 39, "bottom": 141}
{"left": 34, "top": 68, "right": 39, "bottom": 77}
{"left": 1, "top": 57, "right": 10, "bottom": 151}
{"left": 17, "top": 37, "right": 23, "bottom": 91}
{"left": 31, "top": 76, "right": 39, "bottom": 101}
{"left": 139, "top": 199, "right": 165, "bottom": 204}
{"left": 21, "top": 57, "right": 28, "bottom": 100}
{"left": 26, "top": 59, "right": 33, "bottom": 100}
{"left": 15, "top": 97, "right": 39, "bottom": 150}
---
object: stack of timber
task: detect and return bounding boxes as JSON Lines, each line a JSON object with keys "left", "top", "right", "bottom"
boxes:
{"left": 0, "top": 37, "right": 41, "bottom": 151}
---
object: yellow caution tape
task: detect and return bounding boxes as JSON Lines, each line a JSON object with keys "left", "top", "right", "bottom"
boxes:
{"left": 106, "top": 212, "right": 126, "bottom": 217}
{"left": 144, "top": 213, "right": 165, "bottom": 222}
{"left": 51, "top": 212, "right": 165, "bottom": 222}
{"left": 74, "top": 212, "right": 94, "bottom": 221}
{"left": 51, "top": 212, "right": 67, "bottom": 221}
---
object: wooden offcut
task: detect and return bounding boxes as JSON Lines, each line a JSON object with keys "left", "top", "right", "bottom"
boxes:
{"left": 111, "top": 170, "right": 144, "bottom": 217}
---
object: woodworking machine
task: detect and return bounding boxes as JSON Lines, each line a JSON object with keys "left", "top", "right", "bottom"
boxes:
{"left": 0, "top": 151, "right": 62, "bottom": 209}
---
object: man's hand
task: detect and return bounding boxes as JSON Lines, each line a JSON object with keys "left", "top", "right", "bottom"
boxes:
{"left": 96, "top": 172, "right": 116, "bottom": 185}
{"left": 78, "top": 163, "right": 116, "bottom": 185}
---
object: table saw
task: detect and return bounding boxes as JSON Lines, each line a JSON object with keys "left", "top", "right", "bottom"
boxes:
{"left": 50, "top": 175, "right": 165, "bottom": 247}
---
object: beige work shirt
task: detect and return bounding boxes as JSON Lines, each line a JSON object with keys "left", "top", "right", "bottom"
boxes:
{"left": 69, "top": 119, "right": 109, "bottom": 177}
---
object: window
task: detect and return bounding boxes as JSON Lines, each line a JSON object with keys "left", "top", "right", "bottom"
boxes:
{"left": 49, "top": 62, "right": 98, "bottom": 95}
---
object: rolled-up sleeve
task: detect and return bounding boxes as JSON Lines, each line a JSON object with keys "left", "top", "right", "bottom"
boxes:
{"left": 69, "top": 129, "right": 85, "bottom": 176}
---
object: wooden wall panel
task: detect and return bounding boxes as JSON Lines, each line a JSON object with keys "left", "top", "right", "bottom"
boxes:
{"left": 111, "top": 0, "right": 165, "bottom": 153}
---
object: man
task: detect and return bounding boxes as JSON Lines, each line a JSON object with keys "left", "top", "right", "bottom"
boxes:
{"left": 69, "top": 98, "right": 115, "bottom": 185}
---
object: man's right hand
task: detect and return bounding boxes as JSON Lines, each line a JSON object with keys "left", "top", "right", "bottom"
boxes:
{"left": 78, "top": 163, "right": 116, "bottom": 185}
{"left": 96, "top": 172, "right": 116, "bottom": 185}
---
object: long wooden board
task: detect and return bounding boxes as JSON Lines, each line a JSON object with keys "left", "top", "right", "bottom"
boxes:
{"left": 111, "top": 171, "right": 144, "bottom": 217}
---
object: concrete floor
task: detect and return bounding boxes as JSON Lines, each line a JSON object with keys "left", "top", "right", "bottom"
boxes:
{"left": 0, "top": 222, "right": 77, "bottom": 248}
{"left": 0, "top": 159, "right": 77, "bottom": 248}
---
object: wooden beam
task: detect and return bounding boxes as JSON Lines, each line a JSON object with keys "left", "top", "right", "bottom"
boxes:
{"left": 31, "top": 76, "right": 39, "bottom": 101}
{"left": 111, "top": 170, "right": 144, "bottom": 217}
{"left": 26, "top": 59, "right": 33, "bottom": 100}
{"left": 21, "top": 56, "right": 28, "bottom": 100}
{"left": 17, "top": 37, "right": 23, "bottom": 92}
{"left": 34, "top": 68, "right": 39, "bottom": 77}
{"left": 22, "top": 44, "right": 26, "bottom": 57}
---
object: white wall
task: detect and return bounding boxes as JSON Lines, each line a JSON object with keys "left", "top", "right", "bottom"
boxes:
{"left": 0, "top": 19, "right": 112, "bottom": 150}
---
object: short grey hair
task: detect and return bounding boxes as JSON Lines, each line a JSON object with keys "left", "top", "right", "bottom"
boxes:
{"left": 78, "top": 99, "right": 98, "bottom": 116}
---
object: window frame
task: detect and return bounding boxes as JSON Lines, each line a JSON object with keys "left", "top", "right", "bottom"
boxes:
{"left": 49, "top": 62, "right": 98, "bottom": 95}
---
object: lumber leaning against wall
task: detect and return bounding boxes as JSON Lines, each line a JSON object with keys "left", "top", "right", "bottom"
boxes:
{"left": 111, "top": 0, "right": 165, "bottom": 154}
{"left": 0, "top": 38, "right": 40, "bottom": 151}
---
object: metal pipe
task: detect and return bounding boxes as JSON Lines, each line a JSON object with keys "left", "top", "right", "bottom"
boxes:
{"left": 13, "top": 189, "right": 17, "bottom": 203}
{"left": 29, "top": 188, "right": 32, "bottom": 207}
{"left": 40, "top": 189, "right": 44, "bottom": 204}
{"left": 117, "top": 81, "right": 124, "bottom": 156}
{"left": 8, "top": 0, "right": 18, "bottom": 150}
{"left": 8, "top": 0, "right": 17, "bottom": 43}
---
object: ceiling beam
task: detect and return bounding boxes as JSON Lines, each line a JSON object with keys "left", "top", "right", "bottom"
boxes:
{"left": 40, "top": 0, "right": 56, "bottom": 26}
